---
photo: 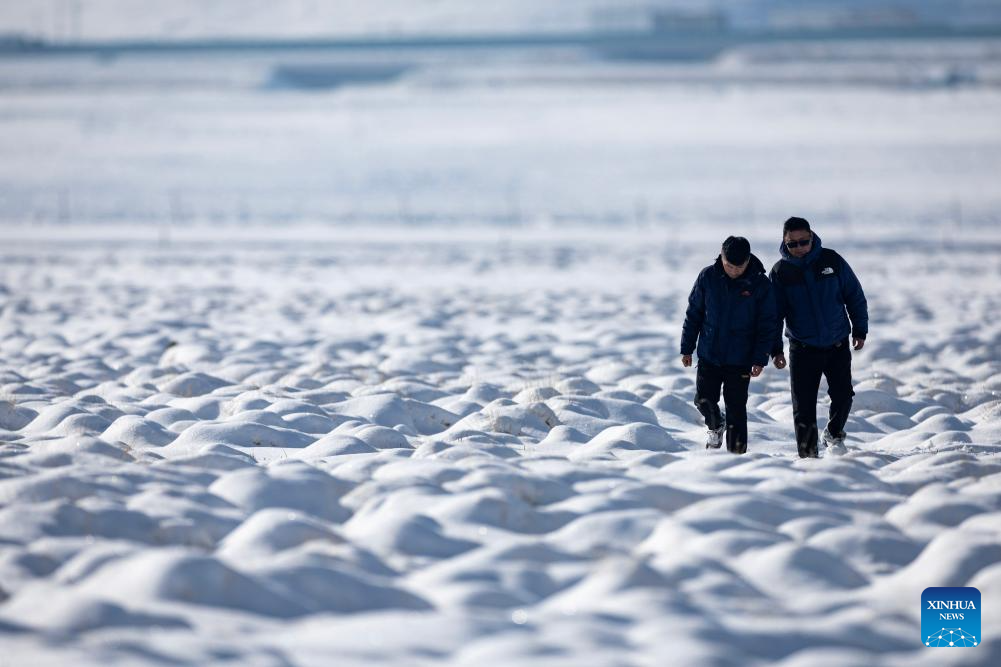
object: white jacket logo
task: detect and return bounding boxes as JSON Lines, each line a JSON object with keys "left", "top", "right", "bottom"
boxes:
{"left": 822, "top": 267, "right": 834, "bottom": 275}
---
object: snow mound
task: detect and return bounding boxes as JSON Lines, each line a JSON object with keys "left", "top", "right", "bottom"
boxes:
{"left": 102, "top": 415, "right": 177, "bottom": 448}
{"left": 571, "top": 422, "right": 684, "bottom": 460}
{"left": 543, "top": 556, "right": 669, "bottom": 612}
{"left": 162, "top": 420, "right": 315, "bottom": 455}
{"left": 554, "top": 377, "right": 601, "bottom": 395}
{"left": 159, "top": 372, "right": 231, "bottom": 398}
{"left": 0, "top": 401, "right": 37, "bottom": 430}
{"left": 209, "top": 464, "right": 353, "bottom": 522}
{"left": 217, "top": 509, "right": 343, "bottom": 558}
{"left": 262, "top": 563, "right": 431, "bottom": 613}
{"left": 513, "top": 386, "right": 560, "bottom": 403}
{"left": 351, "top": 423, "right": 413, "bottom": 450}
{"left": 77, "top": 549, "right": 307, "bottom": 618}
{"left": 740, "top": 543, "right": 870, "bottom": 592}
{"left": 0, "top": 590, "right": 189, "bottom": 633}
{"left": 344, "top": 513, "right": 477, "bottom": 558}
{"left": 300, "top": 434, "right": 377, "bottom": 457}
{"left": 427, "top": 490, "right": 575, "bottom": 535}
{"left": 328, "top": 395, "right": 416, "bottom": 431}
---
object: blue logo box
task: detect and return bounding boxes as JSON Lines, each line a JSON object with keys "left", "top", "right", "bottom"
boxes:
{"left": 922, "top": 587, "right": 981, "bottom": 648}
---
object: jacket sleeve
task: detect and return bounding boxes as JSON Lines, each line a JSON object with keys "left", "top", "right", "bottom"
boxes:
{"left": 680, "top": 271, "right": 706, "bottom": 355}
{"left": 768, "top": 266, "right": 787, "bottom": 357}
{"left": 839, "top": 257, "right": 868, "bottom": 339}
{"left": 753, "top": 279, "right": 778, "bottom": 367}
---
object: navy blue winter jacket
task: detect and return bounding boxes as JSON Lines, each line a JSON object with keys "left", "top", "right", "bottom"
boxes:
{"left": 769, "top": 233, "right": 868, "bottom": 354}
{"left": 681, "top": 253, "right": 777, "bottom": 367}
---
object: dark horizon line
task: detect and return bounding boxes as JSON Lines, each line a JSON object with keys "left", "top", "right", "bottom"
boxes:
{"left": 3, "top": 23, "right": 1001, "bottom": 58}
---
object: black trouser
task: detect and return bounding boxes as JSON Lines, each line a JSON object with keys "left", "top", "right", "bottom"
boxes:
{"left": 695, "top": 361, "right": 750, "bottom": 454}
{"left": 789, "top": 338, "right": 854, "bottom": 458}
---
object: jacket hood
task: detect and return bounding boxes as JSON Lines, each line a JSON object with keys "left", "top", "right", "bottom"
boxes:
{"left": 779, "top": 231, "right": 823, "bottom": 266}
{"left": 714, "top": 252, "right": 766, "bottom": 278}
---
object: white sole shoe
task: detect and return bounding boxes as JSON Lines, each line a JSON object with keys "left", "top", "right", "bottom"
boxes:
{"left": 822, "top": 430, "right": 848, "bottom": 456}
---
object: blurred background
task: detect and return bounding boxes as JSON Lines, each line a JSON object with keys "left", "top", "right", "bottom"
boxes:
{"left": 1, "top": 0, "right": 1000, "bottom": 233}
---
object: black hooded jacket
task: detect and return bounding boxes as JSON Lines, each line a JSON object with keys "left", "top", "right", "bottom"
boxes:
{"left": 681, "top": 253, "right": 778, "bottom": 367}
{"left": 769, "top": 233, "right": 868, "bottom": 354}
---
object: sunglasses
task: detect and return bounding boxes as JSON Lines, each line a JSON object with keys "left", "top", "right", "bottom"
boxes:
{"left": 785, "top": 239, "right": 811, "bottom": 249}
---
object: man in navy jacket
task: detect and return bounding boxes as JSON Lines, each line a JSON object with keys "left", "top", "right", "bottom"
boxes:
{"left": 681, "top": 236, "right": 777, "bottom": 454}
{"left": 770, "top": 217, "right": 868, "bottom": 458}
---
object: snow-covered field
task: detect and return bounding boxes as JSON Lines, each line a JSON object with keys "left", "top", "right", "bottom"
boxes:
{"left": 1, "top": 223, "right": 1000, "bottom": 665}
{"left": 2, "top": 50, "right": 1001, "bottom": 228}
{"left": 2, "top": 34, "right": 1001, "bottom": 665}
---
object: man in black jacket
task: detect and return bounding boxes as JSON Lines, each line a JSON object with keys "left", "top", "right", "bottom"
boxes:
{"left": 770, "top": 217, "right": 868, "bottom": 458}
{"left": 681, "top": 236, "right": 777, "bottom": 454}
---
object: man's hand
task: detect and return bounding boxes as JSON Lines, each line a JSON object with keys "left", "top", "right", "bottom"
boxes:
{"left": 681, "top": 354, "right": 692, "bottom": 367}
{"left": 773, "top": 354, "right": 787, "bottom": 369}
{"left": 853, "top": 337, "right": 865, "bottom": 351}
{"left": 750, "top": 365, "right": 763, "bottom": 377}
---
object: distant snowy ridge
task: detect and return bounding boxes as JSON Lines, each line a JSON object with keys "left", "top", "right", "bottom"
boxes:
{"left": 2, "top": 0, "right": 999, "bottom": 42}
